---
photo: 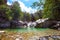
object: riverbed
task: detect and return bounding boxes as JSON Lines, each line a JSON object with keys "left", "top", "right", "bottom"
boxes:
{"left": 0, "top": 28, "right": 60, "bottom": 40}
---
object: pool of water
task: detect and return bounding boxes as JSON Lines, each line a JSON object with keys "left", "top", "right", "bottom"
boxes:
{"left": 3, "top": 28, "right": 60, "bottom": 36}
{"left": 5, "top": 28, "right": 49, "bottom": 32}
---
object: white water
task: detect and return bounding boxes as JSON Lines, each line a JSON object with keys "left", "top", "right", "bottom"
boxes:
{"left": 19, "top": 18, "right": 49, "bottom": 31}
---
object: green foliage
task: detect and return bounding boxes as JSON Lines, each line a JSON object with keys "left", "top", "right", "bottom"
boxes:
{"left": 30, "top": 14, "right": 36, "bottom": 21}
{"left": 0, "top": 0, "right": 7, "bottom": 5}
{"left": 20, "top": 12, "right": 24, "bottom": 21}
{"left": 32, "top": 0, "right": 60, "bottom": 20}
{"left": 31, "top": 0, "right": 44, "bottom": 10}
{"left": 34, "top": 13, "right": 40, "bottom": 20}
{"left": 0, "top": 5, "right": 12, "bottom": 20}
{"left": 43, "top": 0, "right": 54, "bottom": 18}
{"left": 21, "top": 12, "right": 31, "bottom": 21}
{"left": 43, "top": 0, "right": 60, "bottom": 20}
{"left": 31, "top": 0, "right": 43, "bottom": 20}
{"left": 11, "top": 1, "right": 22, "bottom": 20}
{"left": 26, "top": 13, "right": 31, "bottom": 21}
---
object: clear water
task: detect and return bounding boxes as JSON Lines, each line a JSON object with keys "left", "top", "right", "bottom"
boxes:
{"left": 5, "top": 28, "right": 49, "bottom": 32}
{"left": 1, "top": 28, "right": 60, "bottom": 40}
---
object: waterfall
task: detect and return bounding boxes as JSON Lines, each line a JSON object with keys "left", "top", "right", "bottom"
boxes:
{"left": 27, "top": 21, "right": 37, "bottom": 32}
{"left": 18, "top": 18, "right": 48, "bottom": 29}
{"left": 27, "top": 22, "right": 32, "bottom": 32}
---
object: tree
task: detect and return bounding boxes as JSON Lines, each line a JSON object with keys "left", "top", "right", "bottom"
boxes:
{"left": 0, "top": 2, "right": 12, "bottom": 28}
{"left": 22, "top": 12, "right": 31, "bottom": 22}
{"left": 34, "top": 10, "right": 42, "bottom": 19}
{"left": 43, "top": 0, "right": 60, "bottom": 20}
{"left": 0, "top": 0, "right": 11, "bottom": 21}
{"left": 31, "top": 0, "right": 43, "bottom": 10}
{"left": 0, "top": 0, "right": 7, "bottom": 5}
{"left": 26, "top": 13, "right": 31, "bottom": 22}
{"left": 0, "top": 5, "right": 12, "bottom": 21}
{"left": 31, "top": 0, "right": 44, "bottom": 19}
{"left": 30, "top": 14, "right": 36, "bottom": 22}
{"left": 20, "top": 12, "right": 24, "bottom": 21}
{"left": 11, "top": 1, "right": 22, "bottom": 21}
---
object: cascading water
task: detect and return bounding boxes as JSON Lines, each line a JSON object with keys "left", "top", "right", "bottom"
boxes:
{"left": 27, "top": 22, "right": 37, "bottom": 32}
{"left": 27, "top": 18, "right": 49, "bottom": 32}
{"left": 27, "top": 22, "right": 32, "bottom": 32}
{"left": 19, "top": 18, "right": 49, "bottom": 32}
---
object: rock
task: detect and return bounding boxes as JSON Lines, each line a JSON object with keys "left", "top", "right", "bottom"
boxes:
{"left": 39, "top": 36, "right": 49, "bottom": 40}
{"left": 11, "top": 20, "right": 27, "bottom": 28}
{"left": 0, "top": 31, "right": 5, "bottom": 34}
{"left": 56, "top": 35, "right": 60, "bottom": 39}
{"left": 29, "top": 36, "right": 39, "bottom": 40}
{"left": 51, "top": 35, "right": 60, "bottom": 40}
{"left": 58, "top": 28, "right": 60, "bottom": 30}
{"left": 7, "top": 35, "right": 23, "bottom": 40}
{"left": 15, "top": 35, "right": 23, "bottom": 40}
{"left": 0, "top": 31, "right": 5, "bottom": 33}
{"left": 15, "top": 37, "right": 23, "bottom": 40}
{"left": 0, "top": 21, "right": 10, "bottom": 28}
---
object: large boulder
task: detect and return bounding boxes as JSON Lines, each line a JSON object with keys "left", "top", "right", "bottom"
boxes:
{"left": 41, "top": 20, "right": 60, "bottom": 30}
{"left": 42, "top": 20, "right": 56, "bottom": 28}
{"left": 0, "top": 21, "right": 10, "bottom": 29}
{"left": 50, "top": 21, "right": 60, "bottom": 29}
{"left": 35, "top": 20, "right": 59, "bottom": 28}
{"left": 10, "top": 20, "right": 27, "bottom": 28}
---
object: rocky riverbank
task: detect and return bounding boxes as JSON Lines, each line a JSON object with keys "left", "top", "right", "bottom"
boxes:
{"left": 0, "top": 29, "right": 60, "bottom": 40}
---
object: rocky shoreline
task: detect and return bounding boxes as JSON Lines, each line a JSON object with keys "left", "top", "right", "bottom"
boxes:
{"left": 0, "top": 30, "right": 60, "bottom": 40}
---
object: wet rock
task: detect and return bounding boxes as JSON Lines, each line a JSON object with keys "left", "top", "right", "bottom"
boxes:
{"left": 0, "top": 31, "right": 6, "bottom": 38}
{"left": 51, "top": 35, "right": 60, "bottom": 40}
{"left": 29, "top": 36, "right": 39, "bottom": 40}
{"left": 6, "top": 34, "right": 23, "bottom": 40}
{"left": 0, "top": 31, "right": 5, "bottom": 33}
{"left": 15, "top": 35, "right": 23, "bottom": 40}
{"left": 56, "top": 35, "right": 60, "bottom": 39}
{"left": 39, "top": 36, "right": 49, "bottom": 40}
{"left": 0, "top": 21, "right": 10, "bottom": 28}
{"left": 58, "top": 28, "right": 60, "bottom": 30}
{"left": 15, "top": 37, "right": 23, "bottom": 40}
{"left": 11, "top": 20, "right": 27, "bottom": 28}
